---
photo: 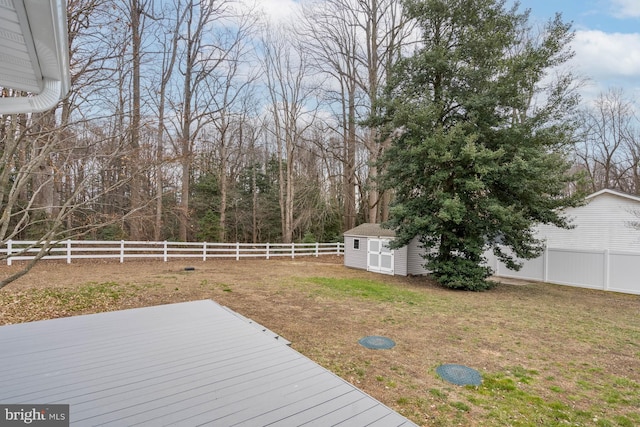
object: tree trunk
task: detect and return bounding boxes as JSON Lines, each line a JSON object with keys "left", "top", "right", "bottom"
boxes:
{"left": 178, "top": 64, "right": 193, "bottom": 241}
{"left": 128, "top": 0, "right": 143, "bottom": 240}
{"left": 219, "top": 116, "right": 228, "bottom": 242}
{"left": 252, "top": 160, "right": 258, "bottom": 243}
{"left": 344, "top": 81, "right": 357, "bottom": 231}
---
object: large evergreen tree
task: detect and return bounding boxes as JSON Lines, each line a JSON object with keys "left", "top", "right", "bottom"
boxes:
{"left": 378, "top": 0, "right": 583, "bottom": 290}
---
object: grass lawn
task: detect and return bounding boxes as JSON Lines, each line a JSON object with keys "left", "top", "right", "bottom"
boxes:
{"left": 1, "top": 257, "right": 639, "bottom": 426}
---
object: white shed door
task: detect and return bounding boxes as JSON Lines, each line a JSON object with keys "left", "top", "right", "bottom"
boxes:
{"left": 368, "top": 239, "right": 394, "bottom": 275}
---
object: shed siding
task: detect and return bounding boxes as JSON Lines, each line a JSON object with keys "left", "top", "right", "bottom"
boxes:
{"left": 407, "top": 237, "right": 430, "bottom": 275}
{"left": 394, "top": 245, "right": 408, "bottom": 276}
{"left": 536, "top": 192, "right": 640, "bottom": 251}
{"left": 344, "top": 235, "right": 368, "bottom": 270}
{"left": 344, "top": 225, "right": 430, "bottom": 276}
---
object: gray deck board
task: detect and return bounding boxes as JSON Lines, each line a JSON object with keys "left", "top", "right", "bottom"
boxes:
{"left": 104, "top": 365, "right": 331, "bottom": 426}
{"left": 0, "top": 300, "right": 417, "bottom": 426}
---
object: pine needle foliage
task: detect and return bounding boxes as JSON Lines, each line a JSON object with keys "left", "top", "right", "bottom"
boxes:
{"left": 376, "top": 0, "right": 583, "bottom": 290}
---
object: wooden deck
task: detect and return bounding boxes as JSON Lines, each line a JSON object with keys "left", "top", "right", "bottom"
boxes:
{"left": 0, "top": 300, "right": 417, "bottom": 426}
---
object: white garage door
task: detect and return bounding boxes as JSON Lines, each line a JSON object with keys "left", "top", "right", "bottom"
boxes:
{"left": 368, "top": 238, "right": 394, "bottom": 275}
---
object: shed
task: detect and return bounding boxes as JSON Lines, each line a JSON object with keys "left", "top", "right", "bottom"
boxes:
{"left": 0, "top": 300, "right": 417, "bottom": 426}
{"left": 535, "top": 189, "right": 640, "bottom": 251}
{"left": 343, "top": 223, "right": 429, "bottom": 276}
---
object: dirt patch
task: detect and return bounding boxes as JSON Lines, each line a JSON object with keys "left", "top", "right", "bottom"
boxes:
{"left": 1, "top": 257, "right": 639, "bottom": 426}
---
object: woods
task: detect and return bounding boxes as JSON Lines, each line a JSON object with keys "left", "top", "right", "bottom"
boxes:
{"left": 1, "top": 0, "right": 418, "bottom": 246}
{"left": 2, "top": 0, "right": 640, "bottom": 287}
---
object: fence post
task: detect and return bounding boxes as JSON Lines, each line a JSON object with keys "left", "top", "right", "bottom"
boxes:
{"left": 163, "top": 241, "right": 167, "bottom": 262}
{"left": 6, "top": 239, "right": 12, "bottom": 266}
{"left": 66, "top": 239, "right": 72, "bottom": 264}
{"left": 266, "top": 242, "right": 270, "bottom": 260}
{"left": 120, "top": 240, "right": 125, "bottom": 263}
{"left": 315, "top": 242, "right": 319, "bottom": 257}
{"left": 236, "top": 242, "right": 240, "bottom": 261}
{"left": 203, "top": 242, "right": 207, "bottom": 261}
{"left": 543, "top": 243, "right": 549, "bottom": 282}
{"left": 603, "top": 249, "right": 610, "bottom": 290}
{"left": 291, "top": 242, "right": 295, "bottom": 259}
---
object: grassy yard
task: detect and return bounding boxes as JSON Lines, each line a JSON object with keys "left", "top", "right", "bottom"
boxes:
{"left": 1, "top": 257, "right": 639, "bottom": 426}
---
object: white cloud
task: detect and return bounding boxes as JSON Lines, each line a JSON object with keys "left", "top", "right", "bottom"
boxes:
{"left": 571, "top": 30, "right": 640, "bottom": 102}
{"left": 249, "top": 0, "right": 301, "bottom": 24}
{"left": 611, "top": 0, "right": 640, "bottom": 18}
{"left": 572, "top": 30, "right": 640, "bottom": 78}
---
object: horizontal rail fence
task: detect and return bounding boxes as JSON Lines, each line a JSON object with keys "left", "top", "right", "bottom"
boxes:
{"left": 485, "top": 246, "right": 640, "bottom": 295}
{"left": 1, "top": 240, "right": 344, "bottom": 265}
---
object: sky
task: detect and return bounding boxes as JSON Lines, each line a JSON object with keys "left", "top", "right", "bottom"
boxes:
{"left": 255, "top": 0, "right": 640, "bottom": 105}
{"left": 515, "top": 0, "right": 640, "bottom": 103}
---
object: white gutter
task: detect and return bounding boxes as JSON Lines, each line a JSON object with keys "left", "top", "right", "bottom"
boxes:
{"left": 0, "top": 0, "right": 70, "bottom": 114}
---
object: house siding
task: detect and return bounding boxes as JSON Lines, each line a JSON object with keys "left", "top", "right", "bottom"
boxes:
{"left": 536, "top": 191, "right": 640, "bottom": 251}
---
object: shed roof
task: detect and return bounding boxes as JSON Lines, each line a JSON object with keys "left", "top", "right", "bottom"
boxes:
{"left": 0, "top": 300, "right": 416, "bottom": 426}
{"left": 344, "top": 223, "right": 396, "bottom": 238}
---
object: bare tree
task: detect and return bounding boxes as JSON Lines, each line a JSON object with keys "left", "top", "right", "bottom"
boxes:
{"left": 356, "top": 0, "right": 411, "bottom": 223}
{"left": 299, "top": 0, "right": 360, "bottom": 231}
{"left": 0, "top": 0, "right": 143, "bottom": 287}
{"left": 169, "top": 0, "right": 241, "bottom": 241}
{"left": 626, "top": 130, "right": 640, "bottom": 194}
{"left": 0, "top": 109, "right": 141, "bottom": 288}
{"left": 299, "top": 0, "right": 411, "bottom": 225}
{"left": 575, "top": 89, "right": 638, "bottom": 193}
{"left": 204, "top": 9, "right": 259, "bottom": 242}
{"left": 128, "top": 0, "right": 147, "bottom": 239}
{"left": 149, "top": 0, "right": 186, "bottom": 240}
{"left": 261, "top": 26, "right": 320, "bottom": 243}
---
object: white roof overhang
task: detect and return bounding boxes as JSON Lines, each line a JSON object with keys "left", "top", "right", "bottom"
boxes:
{"left": 0, "top": 0, "right": 70, "bottom": 114}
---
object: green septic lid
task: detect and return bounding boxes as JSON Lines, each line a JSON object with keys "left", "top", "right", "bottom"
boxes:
{"left": 358, "top": 336, "right": 396, "bottom": 350}
{"left": 436, "top": 364, "right": 482, "bottom": 386}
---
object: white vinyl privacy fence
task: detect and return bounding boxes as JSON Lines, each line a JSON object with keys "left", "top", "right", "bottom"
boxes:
{"left": 0, "top": 240, "right": 343, "bottom": 265}
{"left": 486, "top": 246, "right": 640, "bottom": 295}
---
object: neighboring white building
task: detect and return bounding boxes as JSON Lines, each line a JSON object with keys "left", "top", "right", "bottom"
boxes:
{"left": 535, "top": 189, "right": 640, "bottom": 251}
{"left": 488, "top": 189, "right": 640, "bottom": 295}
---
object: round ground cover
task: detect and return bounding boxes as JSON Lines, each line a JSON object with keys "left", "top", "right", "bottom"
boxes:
{"left": 358, "top": 335, "right": 396, "bottom": 350}
{"left": 436, "top": 364, "right": 482, "bottom": 386}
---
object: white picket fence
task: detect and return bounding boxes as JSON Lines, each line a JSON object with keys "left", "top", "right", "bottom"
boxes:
{"left": 486, "top": 246, "right": 640, "bottom": 295}
{"left": 0, "top": 240, "right": 344, "bottom": 265}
